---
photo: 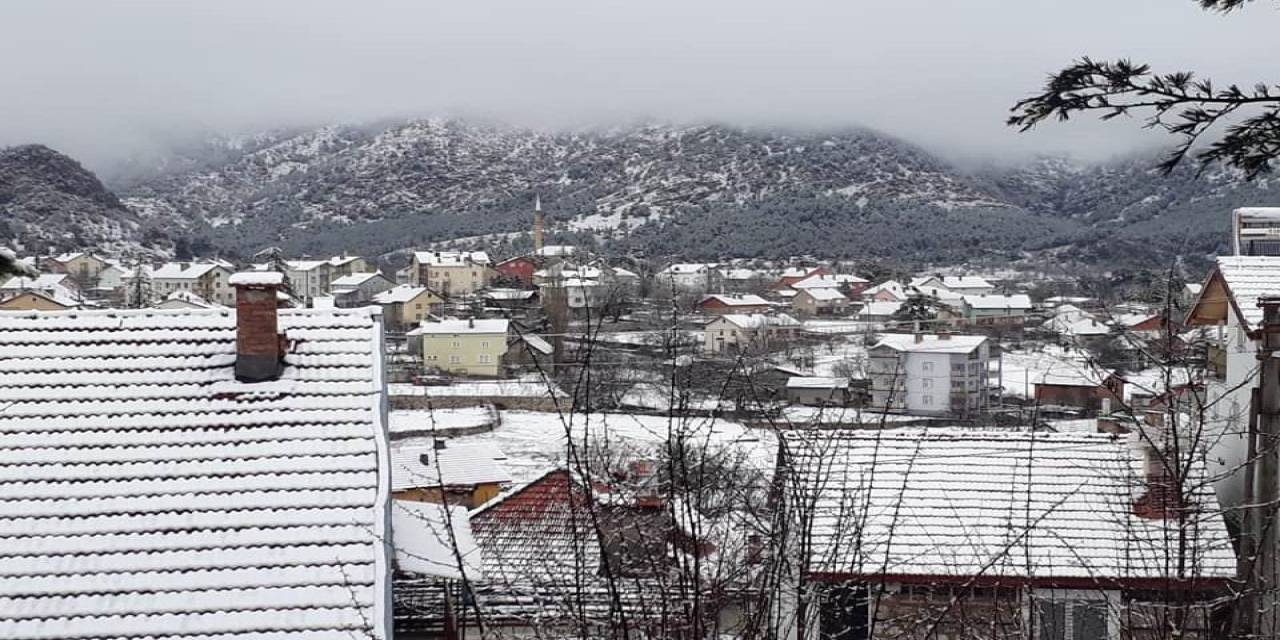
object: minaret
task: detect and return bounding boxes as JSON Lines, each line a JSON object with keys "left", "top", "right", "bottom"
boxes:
{"left": 532, "top": 195, "right": 545, "bottom": 254}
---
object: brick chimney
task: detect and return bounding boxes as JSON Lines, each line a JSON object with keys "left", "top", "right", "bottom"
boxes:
{"left": 229, "top": 271, "right": 286, "bottom": 383}
{"left": 1132, "top": 430, "right": 1181, "bottom": 519}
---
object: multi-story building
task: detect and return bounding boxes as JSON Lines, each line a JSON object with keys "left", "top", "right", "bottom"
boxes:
{"left": 278, "top": 255, "right": 375, "bottom": 303}
{"left": 416, "top": 318, "right": 510, "bottom": 377}
{"left": 411, "top": 251, "right": 492, "bottom": 296}
{"left": 372, "top": 284, "right": 443, "bottom": 331}
{"left": 149, "top": 260, "right": 236, "bottom": 306}
{"left": 867, "top": 333, "right": 992, "bottom": 416}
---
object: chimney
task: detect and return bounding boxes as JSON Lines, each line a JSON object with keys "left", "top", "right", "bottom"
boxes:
{"left": 468, "top": 317, "right": 475, "bottom": 329}
{"left": 914, "top": 332, "right": 924, "bottom": 344}
{"left": 533, "top": 195, "right": 545, "bottom": 254}
{"left": 230, "top": 271, "right": 286, "bottom": 383}
{"left": 1133, "top": 439, "right": 1181, "bottom": 519}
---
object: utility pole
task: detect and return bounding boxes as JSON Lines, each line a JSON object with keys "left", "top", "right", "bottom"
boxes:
{"left": 1256, "top": 297, "right": 1280, "bottom": 638}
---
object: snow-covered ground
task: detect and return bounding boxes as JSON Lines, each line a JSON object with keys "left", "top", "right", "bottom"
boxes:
{"left": 802, "top": 319, "right": 876, "bottom": 335}
{"left": 448, "top": 410, "right": 776, "bottom": 483}
{"left": 779, "top": 406, "right": 942, "bottom": 426}
{"left": 389, "top": 379, "right": 567, "bottom": 399}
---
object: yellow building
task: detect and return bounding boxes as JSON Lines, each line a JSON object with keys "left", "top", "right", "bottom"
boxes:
{"left": 415, "top": 318, "right": 510, "bottom": 377}
{"left": 410, "top": 251, "right": 492, "bottom": 296}
{"left": 0, "top": 290, "right": 77, "bottom": 311}
{"left": 372, "top": 285, "right": 443, "bottom": 331}
{"left": 52, "top": 252, "right": 109, "bottom": 285}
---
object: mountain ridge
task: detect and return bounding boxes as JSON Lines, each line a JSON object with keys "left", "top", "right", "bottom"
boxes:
{"left": 4, "top": 119, "right": 1276, "bottom": 271}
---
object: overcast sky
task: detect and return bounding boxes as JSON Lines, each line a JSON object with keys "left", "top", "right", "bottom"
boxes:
{"left": 1, "top": 0, "right": 1276, "bottom": 171}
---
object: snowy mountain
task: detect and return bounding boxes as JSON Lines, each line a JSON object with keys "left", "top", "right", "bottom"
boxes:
{"left": 0, "top": 145, "right": 141, "bottom": 254}
{"left": 5, "top": 118, "right": 1275, "bottom": 268}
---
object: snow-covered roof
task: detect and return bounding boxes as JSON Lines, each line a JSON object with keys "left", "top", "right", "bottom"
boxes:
{"left": 791, "top": 275, "right": 843, "bottom": 290}
{"left": 373, "top": 284, "right": 432, "bottom": 304}
{"left": 962, "top": 294, "right": 1033, "bottom": 310}
{"left": 484, "top": 288, "right": 537, "bottom": 301}
{"left": 658, "top": 262, "right": 715, "bottom": 275}
{"left": 783, "top": 428, "right": 1235, "bottom": 580}
{"left": 1033, "top": 367, "right": 1118, "bottom": 388}
{"left": 1214, "top": 256, "right": 1280, "bottom": 330}
{"left": 718, "top": 267, "right": 758, "bottom": 280}
{"left": 0, "top": 306, "right": 391, "bottom": 639}
{"left": 414, "top": 318, "right": 510, "bottom": 335}
{"left": 720, "top": 313, "right": 800, "bottom": 330}
{"left": 391, "top": 442, "right": 512, "bottom": 491}
{"left": 798, "top": 287, "right": 847, "bottom": 302}
{"left": 858, "top": 300, "right": 903, "bottom": 317}
{"left": 520, "top": 333, "right": 554, "bottom": 355}
{"left": 911, "top": 275, "right": 995, "bottom": 290}
{"left": 786, "top": 376, "right": 849, "bottom": 390}
{"left": 413, "top": 250, "right": 491, "bottom": 266}
{"left": 863, "top": 280, "right": 906, "bottom": 299}
{"left": 156, "top": 289, "right": 221, "bottom": 309}
{"left": 0, "top": 273, "right": 72, "bottom": 291}
{"left": 872, "top": 332, "right": 987, "bottom": 354}
{"left": 702, "top": 294, "right": 770, "bottom": 307}
{"left": 329, "top": 271, "right": 386, "bottom": 288}
{"left": 0, "top": 288, "right": 79, "bottom": 309}
{"left": 227, "top": 271, "right": 283, "bottom": 286}
{"left": 152, "top": 261, "right": 231, "bottom": 280}
{"left": 534, "top": 245, "right": 577, "bottom": 257}
{"left": 392, "top": 500, "right": 483, "bottom": 580}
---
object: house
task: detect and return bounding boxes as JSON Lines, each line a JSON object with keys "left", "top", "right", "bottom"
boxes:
{"left": 494, "top": 255, "right": 540, "bottom": 287}
{"left": 0, "top": 288, "right": 78, "bottom": 310}
{"left": 483, "top": 287, "right": 540, "bottom": 312}
{"left": 793, "top": 273, "right": 869, "bottom": 297}
{"left": 698, "top": 293, "right": 772, "bottom": 315}
{"left": 1187, "top": 255, "right": 1280, "bottom": 509}
{"left": 1033, "top": 369, "right": 1126, "bottom": 412}
{"left": 862, "top": 280, "right": 907, "bottom": 302}
{"left": 0, "top": 274, "right": 399, "bottom": 639}
{"left": 374, "top": 284, "right": 443, "bottom": 331}
{"left": 390, "top": 441, "right": 512, "bottom": 508}
{"left": 275, "top": 254, "right": 376, "bottom": 303}
{"left": 716, "top": 266, "right": 762, "bottom": 292}
{"left": 48, "top": 251, "right": 110, "bottom": 284}
{"left": 657, "top": 262, "right": 719, "bottom": 291}
{"left": 416, "top": 318, "right": 511, "bottom": 377}
{"left": 0, "top": 274, "right": 81, "bottom": 308}
{"left": 330, "top": 271, "right": 397, "bottom": 306}
{"left": 775, "top": 265, "right": 830, "bottom": 289}
{"left": 792, "top": 287, "right": 850, "bottom": 317}
{"left": 785, "top": 376, "right": 852, "bottom": 406}
{"left": 151, "top": 260, "right": 236, "bottom": 306}
{"left": 956, "top": 294, "right": 1033, "bottom": 326}
{"left": 411, "top": 250, "right": 492, "bottom": 296}
{"left": 703, "top": 313, "right": 800, "bottom": 354}
{"left": 782, "top": 428, "right": 1235, "bottom": 640}
{"left": 867, "top": 333, "right": 992, "bottom": 415}
{"left": 910, "top": 274, "right": 997, "bottom": 296}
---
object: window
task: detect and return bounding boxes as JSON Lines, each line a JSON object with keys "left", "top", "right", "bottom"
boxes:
{"left": 478, "top": 354, "right": 492, "bottom": 364}
{"left": 481, "top": 341, "right": 489, "bottom": 349}
{"left": 426, "top": 354, "right": 438, "bottom": 361}
{"left": 452, "top": 341, "right": 461, "bottom": 348}
{"left": 449, "top": 355, "right": 460, "bottom": 364}
{"left": 1033, "top": 591, "right": 1110, "bottom": 640}
{"left": 922, "top": 395, "right": 933, "bottom": 406}
{"left": 921, "top": 361, "right": 934, "bottom": 373}
{"left": 922, "top": 378, "right": 932, "bottom": 389}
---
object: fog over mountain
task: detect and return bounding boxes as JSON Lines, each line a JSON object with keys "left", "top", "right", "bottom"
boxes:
{"left": 1, "top": 0, "right": 1277, "bottom": 173}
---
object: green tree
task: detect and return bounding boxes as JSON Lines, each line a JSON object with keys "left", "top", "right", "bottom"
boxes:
{"left": 1010, "top": 0, "right": 1280, "bottom": 177}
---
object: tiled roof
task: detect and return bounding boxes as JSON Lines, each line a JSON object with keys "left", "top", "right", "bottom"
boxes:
{"left": 1217, "top": 256, "right": 1280, "bottom": 329}
{"left": 962, "top": 294, "right": 1033, "bottom": 310}
{"left": 798, "top": 287, "right": 847, "bottom": 302}
{"left": 0, "top": 307, "right": 391, "bottom": 639}
{"left": 721, "top": 313, "right": 800, "bottom": 330}
{"left": 702, "top": 294, "right": 770, "bottom": 307}
{"left": 783, "top": 428, "right": 1235, "bottom": 581}
{"left": 330, "top": 272, "right": 387, "bottom": 288}
{"left": 470, "top": 469, "right": 600, "bottom": 583}
{"left": 414, "top": 318, "right": 510, "bottom": 334}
